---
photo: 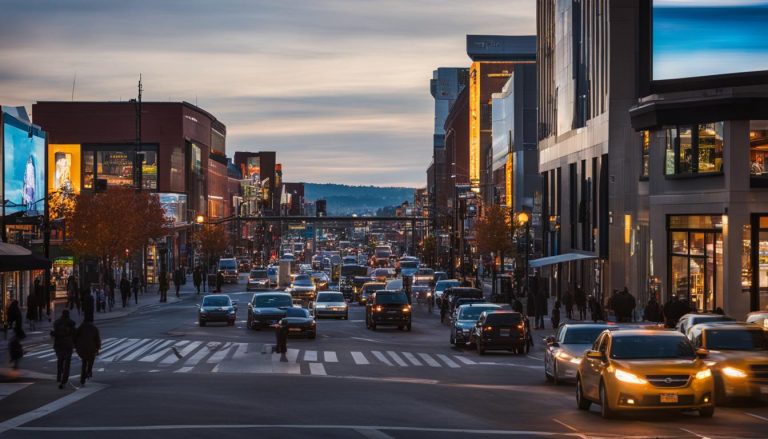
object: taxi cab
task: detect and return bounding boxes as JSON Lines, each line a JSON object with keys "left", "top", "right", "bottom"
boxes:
{"left": 576, "top": 329, "right": 715, "bottom": 418}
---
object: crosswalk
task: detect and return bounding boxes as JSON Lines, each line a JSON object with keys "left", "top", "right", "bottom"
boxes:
{"left": 22, "top": 337, "right": 480, "bottom": 376}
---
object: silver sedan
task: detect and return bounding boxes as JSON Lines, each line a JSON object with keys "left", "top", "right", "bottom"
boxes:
{"left": 543, "top": 323, "right": 613, "bottom": 384}
{"left": 312, "top": 291, "right": 349, "bottom": 319}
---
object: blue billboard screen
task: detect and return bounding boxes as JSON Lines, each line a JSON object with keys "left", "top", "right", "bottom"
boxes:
{"left": 653, "top": 1, "right": 768, "bottom": 81}
{"left": 3, "top": 115, "right": 46, "bottom": 214}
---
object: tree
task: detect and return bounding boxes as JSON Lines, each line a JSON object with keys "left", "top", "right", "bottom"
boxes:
{"left": 195, "top": 223, "right": 229, "bottom": 269}
{"left": 421, "top": 235, "right": 438, "bottom": 267}
{"left": 68, "top": 187, "right": 169, "bottom": 283}
{"left": 473, "top": 204, "right": 515, "bottom": 269}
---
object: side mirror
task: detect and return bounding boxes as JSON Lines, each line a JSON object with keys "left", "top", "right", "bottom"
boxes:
{"left": 231, "top": 301, "right": 238, "bottom": 306}
{"left": 586, "top": 350, "right": 605, "bottom": 361}
{"left": 695, "top": 348, "right": 709, "bottom": 359}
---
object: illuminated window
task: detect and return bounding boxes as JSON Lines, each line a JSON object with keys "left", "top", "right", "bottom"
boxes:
{"left": 640, "top": 130, "right": 650, "bottom": 179}
{"left": 664, "top": 122, "right": 724, "bottom": 176}
{"left": 83, "top": 152, "right": 95, "bottom": 189}
{"left": 750, "top": 120, "right": 768, "bottom": 177}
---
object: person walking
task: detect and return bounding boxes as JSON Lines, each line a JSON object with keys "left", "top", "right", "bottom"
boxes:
{"left": 7, "top": 299, "right": 22, "bottom": 333}
{"left": 193, "top": 266, "right": 202, "bottom": 295}
{"left": 25, "top": 293, "right": 37, "bottom": 330}
{"left": 588, "top": 294, "right": 604, "bottom": 322}
{"left": 82, "top": 285, "right": 95, "bottom": 323}
{"left": 131, "top": 276, "right": 140, "bottom": 305}
{"left": 51, "top": 309, "right": 76, "bottom": 389}
{"left": 202, "top": 269, "right": 208, "bottom": 293}
{"left": 574, "top": 284, "right": 587, "bottom": 320}
{"left": 215, "top": 271, "right": 224, "bottom": 293}
{"left": 66, "top": 274, "right": 78, "bottom": 311}
{"left": 8, "top": 325, "right": 24, "bottom": 370}
{"left": 120, "top": 275, "right": 130, "bottom": 308}
{"left": 34, "top": 278, "right": 45, "bottom": 323}
{"left": 173, "top": 267, "right": 183, "bottom": 298}
{"left": 107, "top": 276, "right": 116, "bottom": 311}
{"left": 562, "top": 288, "right": 574, "bottom": 320}
{"left": 158, "top": 271, "right": 169, "bottom": 303}
{"left": 440, "top": 293, "right": 449, "bottom": 323}
{"left": 643, "top": 295, "right": 662, "bottom": 323}
{"left": 75, "top": 319, "right": 101, "bottom": 387}
{"left": 534, "top": 288, "right": 548, "bottom": 329}
{"left": 551, "top": 300, "right": 561, "bottom": 329}
{"left": 274, "top": 320, "right": 288, "bottom": 355}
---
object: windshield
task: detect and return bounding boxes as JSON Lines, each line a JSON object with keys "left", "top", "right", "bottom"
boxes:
{"left": 413, "top": 277, "right": 432, "bottom": 286}
{"left": 417, "top": 268, "right": 434, "bottom": 276}
{"left": 375, "top": 292, "right": 408, "bottom": 305}
{"left": 692, "top": 315, "right": 733, "bottom": 326}
{"left": 363, "top": 284, "right": 384, "bottom": 294}
{"left": 400, "top": 261, "right": 418, "bottom": 269}
{"left": 436, "top": 281, "right": 460, "bottom": 292}
{"left": 563, "top": 327, "right": 611, "bottom": 344}
{"left": 374, "top": 269, "right": 389, "bottom": 277}
{"left": 285, "top": 308, "right": 310, "bottom": 318}
{"left": 294, "top": 275, "right": 313, "bottom": 286}
{"left": 203, "top": 296, "right": 230, "bottom": 307}
{"left": 318, "top": 293, "right": 345, "bottom": 303}
{"left": 706, "top": 329, "right": 768, "bottom": 351}
{"left": 219, "top": 259, "right": 236, "bottom": 270}
{"left": 611, "top": 335, "right": 695, "bottom": 360}
{"left": 253, "top": 295, "right": 292, "bottom": 308}
{"left": 268, "top": 267, "right": 278, "bottom": 275}
{"left": 458, "top": 306, "right": 498, "bottom": 321}
{"left": 250, "top": 270, "right": 267, "bottom": 278}
{"left": 485, "top": 313, "right": 521, "bottom": 326}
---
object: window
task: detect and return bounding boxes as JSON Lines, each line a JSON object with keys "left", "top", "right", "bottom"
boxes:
{"left": 641, "top": 130, "right": 650, "bottom": 179}
{"left": 750, "top": 120, "right": 768, "bottom": 177}
{"left": 83, "top": 151, "right": 95, "bottom": 190}
{"left": 97, "top": 151, "right": 134, "bottom": 187}
{"left": 664, "top": 122, "right": 724, "bottom": 176}
{"left": 668, "top": 215, "right": 723, "bottom": 312}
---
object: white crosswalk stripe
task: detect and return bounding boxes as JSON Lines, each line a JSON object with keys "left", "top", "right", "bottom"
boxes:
{"left": 402, "top": 352, "right": 423, "bottom": 366}
{"left": 303, "top": 350, "right": 318, "bottom": 362}
{"left": 323, "top": 351, "right": 338, "bottom": 363}
{"left": 351, "top": 351, "right": 369, "bottom": 365}
{"left": 436, "top": 354, "right": 460, "bottom": 368}
{"left": 371, "top": 351, "right": 392, "bottom": 366}
{"left": 207, "top": 342, "right": 233, "bottom": 363}
{"left": 386, "top": 351, "right": 408, "bottom": 367}
{"left": 104, "top": 339, "right": 154, "bottom": 361}
{"left": 160, "top": 341, "right": 201, "bottom": 365}
{"left": 99, "top": 339, "right": 142, "bottom": 360}
{"left": 185, "top": 342, "right": 219, "bottom": 366}
{"left": 231, "top": 343, "right": 248, "bottom": 359}
{"left": 286, "top": 348, "right": 300, "bottom": 363}
{"left": 309, "top": 363, "right": 326, "bottom": 376}
{"left": 418, "top": 353, "right": 441, "bottom": 367}
{"left": 139, "top": 340, "right": 182, "bottom": 362}
{"left": 120, "top": 339, "right": 164, "bottom": 362}
{"left": 454, "top": 355, "right": 476, "bottom": 365}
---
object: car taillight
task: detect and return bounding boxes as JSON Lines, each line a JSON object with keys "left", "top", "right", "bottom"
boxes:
{"left": 374, "top": 305, "right": 383, "bottom": 312}
{"left": 517, "top": 323, "right": 525, "bottom": 330}
{"left": 483, "top": 326, "right": 493, "bottom": 332}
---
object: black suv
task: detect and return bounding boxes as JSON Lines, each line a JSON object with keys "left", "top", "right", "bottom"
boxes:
{"left": 470, "top": 310, "right": 528, "bottom": 355}
{"left": 366, "top": 290, "right": 412, "bottom": 331}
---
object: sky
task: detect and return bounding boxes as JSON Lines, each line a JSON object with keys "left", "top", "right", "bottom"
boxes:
{"left": 0, "top": 0, "right": 535, "bottom": 188}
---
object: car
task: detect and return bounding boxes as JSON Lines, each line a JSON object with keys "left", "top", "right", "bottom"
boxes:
{"left": 246, "top": 268, "right": 270, "bottom": 291}
{"left": 433, "top": 271, "right": 448, "bottom": 283}
{"left": 454, "top": 297, "right": 486, "bottom": 309}
{"left": 310, "top": 271, "right": 330, "bottom": 290}
{"left": 544, "top": 323, "right": 614, "bottom": 384}
{"left": 399, "top": 258, "right": 419, "bottom": 278}
{"left": 287, "top": 273, "right": 317, "bottom": 302}
{"left": 371, "top": 268, "right": 392, "bottom": 282}
{"left": 247, "top": 292, "right": 293, "bottom": 329}
{"left": 746, "top": 311, "right": 768, "bottom": 328}
{"left": 198, "top": 294, "right": 237, "bottom": 327}
{"left": 450, "top": 303, "right": 502, "bottom": 346}
{"left": 411, "top": 276, "right": 433, "bottom": 304}
{"left": 373, "top": 245, "right": 392, "bottom": 267}
{"left": 366, "top": 289, "right": 412, "bottom": 331}
{"left": 217, "top": 258, "right": 239, "bottom": 284}
{"left": 359, "top": 282, "right": 385, "bottom": 305}
{"left": 470, "top": 310, "right": 528, "bottom": 355}
{"left": 676, "top": 313, "right": 734, "bottom": 335}
{"left": 281, "top": 307, "right": 317, "bottom": 339}
{"left": 267, "top": 266, "right": 279, "bottom": 287}
{"left": 576, "top": 329, "right": 715, "bottom": 419}
{"left": 434, "top": 279, "right": 460, "bottom": 306}
{"left": 445, "top": 287, "right": 483, "bottom": 314}
{"left": 687, "top": 323, "right": 768, "bottom": 404}
{"left": 238, "top": 258, "right": 251, "bottom": 273}
{"left": 313, "top": 291, "right": 349, "bottom": 319}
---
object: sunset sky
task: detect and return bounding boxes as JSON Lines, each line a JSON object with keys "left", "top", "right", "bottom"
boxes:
{"left": 0, "top": 0, "right": 535, "bottom": 187}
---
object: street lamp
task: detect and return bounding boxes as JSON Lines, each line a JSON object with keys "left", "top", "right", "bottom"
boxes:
{"left": 196, "top": 214, "right": 205, "bottom": 224}
{"left": 517, "top": 212, "right": 530, "bottom": 296}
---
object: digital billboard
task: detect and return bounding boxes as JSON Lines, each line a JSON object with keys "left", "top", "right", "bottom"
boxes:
{"left": 246, "top": 156, "right": 260, "bottom": 183}
{"left": 3, "top": 114, "right": 46, "bottom": 214}
{"left": 653, "top": 1, "right": 768, "bottom": 81}
{"left": 48, "top": 144, "right": 81, "bottom": 194}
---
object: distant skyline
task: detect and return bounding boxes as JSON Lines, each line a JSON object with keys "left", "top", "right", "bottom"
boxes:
{"left": 0, "top": 0, "right": 535, "bottom": 187}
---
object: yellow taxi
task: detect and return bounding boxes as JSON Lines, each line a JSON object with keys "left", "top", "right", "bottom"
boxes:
{"left": 688, "top": 323, "right": 768, "bottom": 404}
{"left": 576, "top": 329, "right": 715, "bottom": 418}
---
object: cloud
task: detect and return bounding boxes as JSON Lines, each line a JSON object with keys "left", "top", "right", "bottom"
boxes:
{"left": 0, "top": 0, "right": 535, "bottom": 187}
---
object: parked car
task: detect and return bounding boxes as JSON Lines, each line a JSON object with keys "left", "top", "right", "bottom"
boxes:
{"left": 687, "top": 322, "right": 768, "bottom": 404}
{"left": 544, "top": 323, "right": 614, "bottom": 384}
{"left": 576, "top": 329, "right": 715, "bottom": 419}
{"left": 217, "top": 258, "right": 239, "bottom": 284}
{"left": 281, "top": 307, "right": 317, "bottom": 339}
{"left": 450, "top": 303, "right": 502, "bottom": 346}
{"left": 359, "top": 282, "right": 385, "bottom": 305}
{"left": 246, "top": 268, "right": 270, "bottom": 291}
{"left": 198, "top": 294, "right": 237, "bottom": 327}
{"left": 313, "top": 291, "right": 349, "bottom": 319}
{"left": 366, "top": 289, "right": 411, "bottom": 331}
{"left": 470, "top": 311, "right": 527, "bottom": 355}
{"left": 247, "top": 292, "right": 293, "bottom": 330}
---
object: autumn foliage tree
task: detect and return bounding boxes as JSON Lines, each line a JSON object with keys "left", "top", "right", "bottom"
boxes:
{"left": 194, "top": 223, "right": 229, "bottom": 269}
{"left": 473, "top": 204, "right": 515, "bottom": 268}
{"left": 69, "top": 187, "right": 169, "bottom": 282}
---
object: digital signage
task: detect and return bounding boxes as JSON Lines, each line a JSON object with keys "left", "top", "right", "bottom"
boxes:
{"left": 246, "top": 156, "right": 260, "bottom": 183}
{"left": 653, "top": 1, "right": 768, "bottom": 81}
{"left": 3, "top": 114, "right": 46, "bottom": 215}
{"left": 48, "top": 144, "right": 81, "bottom": 194}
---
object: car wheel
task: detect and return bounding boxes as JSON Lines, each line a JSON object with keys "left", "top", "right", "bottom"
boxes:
{"left": 477, "top": 341, "right": 485, "bottom": 355}
{"left": 228, "top": 320, "right": 235, "bottom": 327}
{"left": 576, "top": 377, "right": 591, "bottom": 410}
{"left": 599, "top": 381, "right": 615, "bottom": 419}
{"left": 552, "top": 361, "right": 560, "bottom": 385}
{"left": 398, "top": 326, "right": 404, "bottom": 330}
{"left": 699, "top": 406, "right": 715, "bottom": 418}
{"left": 199, "top": 320, "right": 206, "bottom": 327}
{"left": 544, "top": 357, "right": 554, "bottom": 382}
{"left": 344, "top": 313, "right": 348, "bottom": 320}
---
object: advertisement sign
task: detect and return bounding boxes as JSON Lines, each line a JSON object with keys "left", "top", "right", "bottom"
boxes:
{"left": 469, "top": 62, "right": 481, "bottom": 189}
{"left": 3, "top": 114, "right": 46, "bottom": 214}
{"left": 653, "top": 1, "right": 768, "bottom": 81}
{"left": 157, "top": 193, "right": 188, "bottom": 226}
{"left": 246, "top": 156, "right": 260, "bottom": 183}
{"left": 48, "top": 144, "right": 81, "bottom": 194}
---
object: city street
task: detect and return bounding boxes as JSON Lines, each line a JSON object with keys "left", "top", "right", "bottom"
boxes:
{"left": 1, "top": 279, "right": 767, "bottom": 438}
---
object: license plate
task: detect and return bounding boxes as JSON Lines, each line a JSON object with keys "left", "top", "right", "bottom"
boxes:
{"left": 500, "top": 328, "right": 511, "bottom": 336}
{"left": 289, "top": 328, "right": 302, "bottom": 332}
{"left": 387, "top": 310, "right": 398, "bottom": 314}
{"left": 660, "top": 393, "right": 678, "bottom": 403}
{"left": 761, "top": 386, "right": 768, "bottom": 395}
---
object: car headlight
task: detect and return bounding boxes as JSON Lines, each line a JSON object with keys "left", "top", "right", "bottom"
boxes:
{"left": 556, "top": 351, "right": 582, "bottom": 364}
{"left": 402, "top": 305, "right": 411, "bottom": 313}
{"left": 614, "top": 368, "right": 648, "bottom": 385}
{"left": 721, "top": 366, "right": 747, "bottom": 379}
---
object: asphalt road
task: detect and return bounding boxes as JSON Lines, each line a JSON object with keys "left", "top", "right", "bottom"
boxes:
{"left": 2, "top": 279, "right": 768, "bottom": 438}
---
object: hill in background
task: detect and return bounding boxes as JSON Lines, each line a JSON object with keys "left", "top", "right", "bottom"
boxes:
{"left": 303, "top": 183, "right": 415, "bottom": 216}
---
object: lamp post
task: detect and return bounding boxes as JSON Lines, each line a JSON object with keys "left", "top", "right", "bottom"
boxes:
{"left": 517, "top": 211, "right": 530, "bottom": 296}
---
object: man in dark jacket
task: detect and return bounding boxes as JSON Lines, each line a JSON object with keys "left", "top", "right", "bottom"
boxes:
{"left": 574, "top": 285, "right": 587, "bottom": 320}
{"left": 81, "top": 285, "right": 95, "bottom": 322}
{"left": 120, "top": 275, "right": 131, "bottom": 308}
{"left": 34, "top": 278, "right": 45, "bottom": 322}
{"left": 534, "top": 288, "right": 548, "bottom": 329}
{"left": 75, "top": 320, "right": 101, "bottom": 386}
{"left": 193, "top": 266, "right": 202, "bottom": 295}
{"left": 131, "top": 276, "right": 140, "bottom": 304}
{"left": 173, "top": 268, "right": 183, "bottom": 298}
{"left": 216, "top": 271, "right": 224, "bottom": 293}
{"left": 158, "top": 271, "right": 169, "bottom": 303}
{"left": 51, "top": 309, "right": 76, "bottom": 389}
{"left": 643, "top": 295, "right": 662, "bottom": 323}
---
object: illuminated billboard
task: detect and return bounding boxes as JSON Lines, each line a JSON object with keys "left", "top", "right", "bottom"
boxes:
{"left": 48, "top": 144, "right": 81, "bottom": 194}
{"left": 469, "top": 62, "right": 481, "bottom": 189}
{"left": 246, "top": 156, "right": 260, "bottom": 183}
{"left": 3, "top": 114, "right": 46, "bottom": 214}
{"left": 653, "top": 1, "right": 768, "bottom": 81}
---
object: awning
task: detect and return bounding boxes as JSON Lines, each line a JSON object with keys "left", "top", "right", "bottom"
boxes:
{"left": 528, "top": 253, "right": 597, "bottom": 268}
{"left": 0, "top": 242, "right": 51, "bottom": 272}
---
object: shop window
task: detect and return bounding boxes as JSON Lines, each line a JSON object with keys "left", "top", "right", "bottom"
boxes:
{"left": 668, "top": 215, "right": 723, "bottom": 312}
{"left": 83, "top": 151, "right": 95, "bottom": 190}
{"left": 640, "top": 130, "right": 650, "bottom": 179}
{"left": 664, "top": 122, "right": 724, "bottom": 176}
{"left": 141, "top": 151, "right": 158, "bottom": 190}
{"left": 742, "top": 224, "right": 752, "bottom": 291}
{"left": 750, "top": 120, "right": 768, "bottom": 177}
{"left": 97, "top": 151, "right": 134, "bottom": 187}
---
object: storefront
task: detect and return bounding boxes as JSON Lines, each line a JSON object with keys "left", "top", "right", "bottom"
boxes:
{"left": 51, "top": 256, "right": 75, "bottom": 299}
{"left": 746, "top": 215, "right": 768, "bottom": 312}
{"left": 668, "top": 215, "right": 724, "bottom": 312}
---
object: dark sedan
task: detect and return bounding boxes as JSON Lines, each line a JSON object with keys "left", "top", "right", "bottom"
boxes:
{"left": 451, "top": 303, "right": 502, "bottom": 346}
{"left": 281, "top": 307, "right": 317, "bottom": 339}
{"left": 247, "top": 292, "right": 293, "bottom": 329}
{"left": 470, "top": 310, "right": 527, "bottom": 354}
{"left": 198, "top": 294, "right": 237, "bottom": 327}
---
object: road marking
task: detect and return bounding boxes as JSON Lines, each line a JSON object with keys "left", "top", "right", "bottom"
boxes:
{"left": 27, "top": 348, "right": 55, "bottom": 358}
{"left": 417, "top": 353, "right": 441, "bottom": 368}
{"left": 386, "top": 351, "right": 408, "bottom": 367}
{"left": 454, "top": 355, "right": 476, "bottom": 365}
{"left": 120, "top": 339, "right": 164, "bottom": 362}
{"left": 679, "top": 428, "right": 711, "bottom": 439}
{"left": 99, "top": 338, "right": 141, "bottom": 360}
{"left": 436, "top": 354, "right": 460, "bottom": 368}
{"left": 160, "top": 341, "right": 201, "bottom": 365}
{"left": 401, "top": 352, "right": 422, "bottom": 366}
{"left": 527, "top": 355, "right": 543, "bottom": 361}
{"left": 323, "top": 351, "right": 338, "bottom": 362}
{"left": 351, "top": 351, "right": 369, "bottom": 365}
{"left": 0, "top": 383, "right": 32, "bottom": 401}
{"left": 104, "top": 339, "right": 153, "bottom": 361}
{"left": 138, "top": 340, "right": 179, "bottom": 362}
{"left": 286, "top": 348, "right": 299, "bottom": 362}
{"left": 551, "top": 418, "right": 578, "bottom": 432}
{"left": 186, "top": 342, "right": 220, "bottom": 366}
{"left": 0, "top": 383, "right": 106, "bottom": 435}
{"left": 232, "top": 343, "right": 248, "bottom": 359}
{"left": 303, "top": 350, "right": 318, "bottom": 362}
{"left": 309, "top": 363, "right": 327, "bottom": 376}
{"left": 174, "top": 367, "right": 194, "bottom": 373}
{"left": 272, "top": 357, "right": 301, "bottom": 374}
{"left": 371, "top": 351, "right": 392, "bottom": 366}
{"left": 745, "top": 412, "right": 768, "bottom": 422}
{"left": 207, "top": 342, "right": 233, "bottom": 363}
{"left": 351, "top": 337, "right": 386, "bottom": 344}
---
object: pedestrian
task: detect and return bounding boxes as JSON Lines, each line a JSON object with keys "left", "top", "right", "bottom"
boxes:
{"left": 26, "top": 293, "right": 37, "bottom": 330}
{"left": 588, "top": 295, "right": 603, "bottom": 322}
{"left": 643, "top": 295, "right": 662, "bottom": 323}
{"left": 618, "top": 287, "right": 636, "bottom": 323}
{"left": 120, "top": 275, "right": 130, "bottom": 308}
{"left": 202, "top": 269, "right": 207, "bottom": 293}
{"left": 534, "top": 287, "right": 548, "bottom": 329}
{"left": 108, "top": 276, "right": 116, "bottom": 310}
{"left": 8, "top": 325, "right": 24, "bottom": 369}
{"left": 562, "top": 288, "right": 574, "bottom": 320}
{"left": 131, "top": 276, "right": 140, "bottom": 305}
{"left": 96, "top": 286, "right": 106, "bottom": 312}
{"left": 274, "top": 320, "right": 288, "bottom": 354}
{"left": 158, "top": 271, "right": 169, "bottom": 303}
{"left": 193, "top": 266, "right": 202, "bottom": 295}
{"left": 173, "top": 267, "right": 183, "bottom": 298}
{"left": 75, "top": 319, "right": 101, "bottom": 387}
{"left": 82, "top": 285, "right": 95, "bottom": 322}
{"left": 7, "top": 299, "right": 22, "bottom": 332}
{"left": 663, "top": 295, "right": 686, "bottom": 328}
{"left": 551, "top": 300, "right": 561, "bottom": 329}
{"left": 440, "top": 293, "right": 449, "bottom": 323}
{"left": 574, "top": 284, "right": 587, "bottom": 320}
{"left": 34, "top": 278, "right": 45, "bottom": 322}
{"left": 215, "top": 271, "right": 224, "bottom": 293}
{"left": 66, "top": 274, "right": 78, "bottom": 311}
{"left": 51, "top": 309, "right": 76, "bottom": 389}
